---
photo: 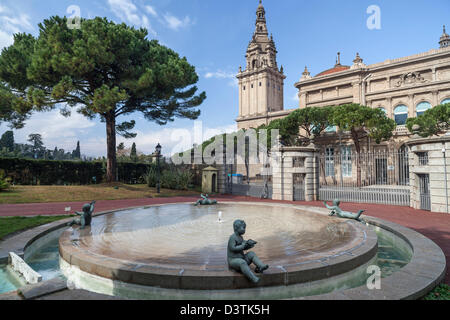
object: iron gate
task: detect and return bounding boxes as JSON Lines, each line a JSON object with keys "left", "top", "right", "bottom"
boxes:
{"left": 419, "top": 174, "right": 431, "bottom": 211}
{"left": 293, "top": 173, "right": 305, "bottom": 201}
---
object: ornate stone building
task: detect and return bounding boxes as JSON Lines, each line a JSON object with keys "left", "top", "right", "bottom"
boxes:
{"left": 294, "top": 25, "right": 450, "bottom": 153}
{"left": 235, "top": 2, "right": 450, "bottom": 183}
{"left": 236, "top": 1, "right": 289, "bottom": 130}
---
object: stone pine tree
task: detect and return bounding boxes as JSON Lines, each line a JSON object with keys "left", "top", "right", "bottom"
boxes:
{"left": 130, "top": 142, "right": 137, "bottom": 162}
{"left": 331, "top": 104, "right": 396, "bottom": 186}
{"left": 0, "top": 130, "right": 14, "bottom": 151}
{"left": 0, "top": 17, "right": 206, "bottom": 182}
{"left": 406, "top": 103, "right": 450, "bottom": 137}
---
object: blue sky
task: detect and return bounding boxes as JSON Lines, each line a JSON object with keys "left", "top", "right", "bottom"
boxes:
{"left": 0, "top": 0, "right": 449, "bottom": 156}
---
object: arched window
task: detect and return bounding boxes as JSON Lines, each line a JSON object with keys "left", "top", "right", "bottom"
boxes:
{"left": 416, "top": 101, "right": 431, "bottom": 116}
{"left": 325, "top": 125, "right": 337, "bottom": 133}
{"left": 394, "top": 105, "right": 408, "bottom": 125}
{"left": 441, "top": 98, "right": 450, "bottom": 105}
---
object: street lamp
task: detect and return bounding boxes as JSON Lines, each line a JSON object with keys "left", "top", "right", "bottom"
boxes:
{"left": 155, "top": 143, "right": 162, "bottom": 193}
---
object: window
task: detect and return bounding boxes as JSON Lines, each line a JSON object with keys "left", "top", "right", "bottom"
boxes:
{"left": 259, "top": 82, "right": 262, "bottom": 87}
{"left": 341, "top": 146, "right": 352, "bottom": 177}
{"left": 325, "top": 148, "right": 335, "bottom": 177}
{"left": 441, "top": 98, "right": 450, "bottom": 105}
{"left": 416, "top": 101, "right": 431, "bottom": 117}
{"left": 251, "top": 84, "right": 254, "bottom": 89}
{"left": 325, "top": 126, "right": 337, "bottom": 133}
{"left": 378, "top": 107, "right": 387, "bottom": 115}
{"left": 394, "top": 105, "right": 408, "bottom": 125}
{"left": 243, "top": 86, "right": 246, "bottom": 90}
{"left": 417, "top": 152, "right": 429, "bottom": 166}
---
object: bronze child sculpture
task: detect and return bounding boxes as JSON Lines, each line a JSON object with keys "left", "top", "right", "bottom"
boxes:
{"left": 68, "top": 200, "right": 96, "bottom": 229}
{"left": 323, "top": 199, "right": 365, "bottom": 222}
{"left": 194, "top": 194, "right": 217, "bottom": 206}
{"left": 227, "top": 220, "right": 269, "bottom": 283}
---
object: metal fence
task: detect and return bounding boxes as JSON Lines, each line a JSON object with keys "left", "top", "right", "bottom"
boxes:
{"left": 318, "top": 150, "right": 411, "bottom": 206}
{"left": 230, "top": 182, "right": 273, "bottom": 199}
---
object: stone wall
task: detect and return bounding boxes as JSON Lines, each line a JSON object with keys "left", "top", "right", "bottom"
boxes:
{"left": 407, "top": 135, "right": 450, "bottom": 213}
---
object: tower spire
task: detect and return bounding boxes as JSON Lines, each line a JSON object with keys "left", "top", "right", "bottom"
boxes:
{"left": 440, "top": 25, "right": 449, "bottom": 48}
{"left": 237, "top": 1, "right": 285, "bottom": 128}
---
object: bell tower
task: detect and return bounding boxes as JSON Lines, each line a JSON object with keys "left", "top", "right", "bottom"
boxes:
{"left": 440, "top": 25, "right": 450, "bottom": 49}
{"left": 237, "top": 0, "right": 286, "bottom": 129}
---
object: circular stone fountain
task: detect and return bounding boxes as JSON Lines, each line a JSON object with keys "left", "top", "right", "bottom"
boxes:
{"left": 59, "top": 202, "right": 378, "bottom": 293}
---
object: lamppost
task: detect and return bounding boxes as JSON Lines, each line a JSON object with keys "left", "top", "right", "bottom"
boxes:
{"left": 155, "top": 143, "right": 162, "bottom": 194}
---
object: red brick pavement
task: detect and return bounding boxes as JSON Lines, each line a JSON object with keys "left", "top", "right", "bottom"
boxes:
{"left": 1, "top": 195, "right": 448, "bottom": 284}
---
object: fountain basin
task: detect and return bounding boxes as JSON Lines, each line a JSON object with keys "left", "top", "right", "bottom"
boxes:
{"left": 59, "top": 202, "right": 378, "bottom": 290}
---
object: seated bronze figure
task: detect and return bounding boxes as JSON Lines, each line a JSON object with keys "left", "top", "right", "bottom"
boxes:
{"left": 227, "top": 220, "right": 268, "bottom": 283}
{"left": 68, "top": 200, "right": 96, "bottom": 229}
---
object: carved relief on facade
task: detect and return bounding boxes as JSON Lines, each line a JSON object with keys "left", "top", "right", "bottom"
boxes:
{"left": 394, "top": 72, "right": 427, "bottom": 87}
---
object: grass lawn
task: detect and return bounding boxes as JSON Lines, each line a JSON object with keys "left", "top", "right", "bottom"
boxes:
{"left": 0, "top": 215, "right": 73, "bottom": 240}
{"left": 424, "top": 284, "right": 450, "bottom": 300}
{"left": 0, "top": 183, "right": 200, "bottom": 204}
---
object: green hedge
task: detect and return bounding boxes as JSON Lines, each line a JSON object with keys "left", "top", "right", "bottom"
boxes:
{"left": 0, "top": 158, "right": 152, "bottom": 185}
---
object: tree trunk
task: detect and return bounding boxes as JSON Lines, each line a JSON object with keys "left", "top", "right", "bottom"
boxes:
{"left": 351, "top": 129, "right": 362, "bottom": 187}
{"left": 105, "top": 111, "right": 117, "bottom": 183}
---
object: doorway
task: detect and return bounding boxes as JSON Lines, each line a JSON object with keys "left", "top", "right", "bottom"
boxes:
{"left": 418, "top": 174, "right": 431, "bottom": 211}
{"left": 212, "top": 174, "right": 217, "bottom": 193}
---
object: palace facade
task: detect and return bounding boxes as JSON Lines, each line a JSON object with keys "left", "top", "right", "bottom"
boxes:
{"left": 235, "top": 1, "right": 450, "bottom": 180}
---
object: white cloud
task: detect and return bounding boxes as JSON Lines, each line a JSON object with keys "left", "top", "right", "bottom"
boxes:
{"left": 107, "top": 0, "right": 156, "bottom": 36}
{"left": 2, "top": 14, "right": 33, "bottom": 33}
{"left": 1, "top": 110, "right": 237, "bottom": 158}
{"left": 4, "top": 109, "right": 97, "bottom": 151}
{"left": 163, "top": 13, "right": 192, "bottom": 31}
{"left": 0, "top": 29, "right": 13, "bottom": 50}
{"left": 204, "top": 70, "right": 238, "bottom": 87}
{"left": 145, "top": 5, "right": 158, "bottom": 17}
{"left": 0, "top": 5, "right": 34, "bottom": 50}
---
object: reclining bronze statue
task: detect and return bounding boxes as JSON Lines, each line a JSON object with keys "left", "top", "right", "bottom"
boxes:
{"left": 68, "top": 200, "right": 96, "bottom": 229}
{"left": 227, "top": 220, "right": 269, "bottom": 283}
{"left": 323, "top": 199, "right": 365, "bottom": 222}
{"left": 194, "top": 194, "right": 217, "bottom": 206}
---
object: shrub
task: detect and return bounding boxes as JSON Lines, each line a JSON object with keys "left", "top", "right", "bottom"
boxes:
{"left": 0, "top": 157, "right": 153, "bottom": 185}
{"left": 176, "top": 169, "right": 194, "bottom": 190}
{"left": 0, "top": 172, "right": 10, "bottom": 191}
{"left": 143, "top": 165, "right": 158, "bottom": 188}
